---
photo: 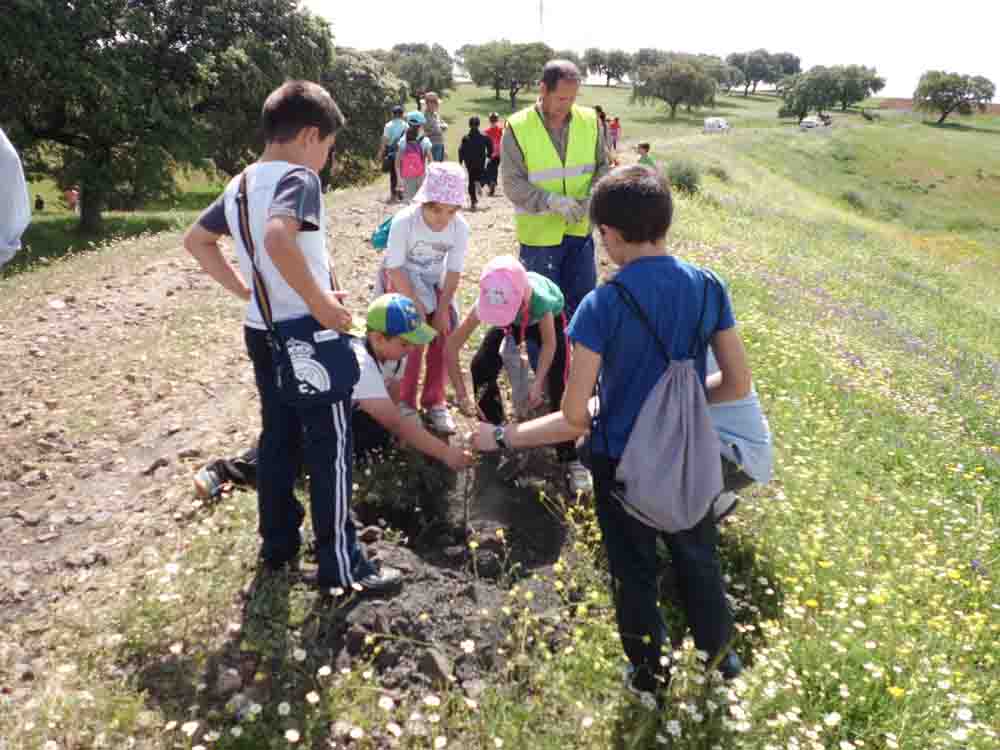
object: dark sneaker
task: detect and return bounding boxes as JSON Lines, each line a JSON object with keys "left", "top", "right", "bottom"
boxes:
{"left": 718, "top": 651, "right": 743, "bottom": 681}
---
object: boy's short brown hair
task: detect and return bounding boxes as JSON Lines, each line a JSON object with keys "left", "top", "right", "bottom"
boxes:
{"left": 590, "top": 165, "right": 673, "bottom": 244}
{"left": 260, "top": 80, "right": 346, "bottom": 144}
{"left": 637, "top": 142, "right": 651, "bottom": 151}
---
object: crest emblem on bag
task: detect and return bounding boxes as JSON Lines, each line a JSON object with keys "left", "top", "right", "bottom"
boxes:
{"left": 287, "top": 338, "right": 332, "bottom": 394}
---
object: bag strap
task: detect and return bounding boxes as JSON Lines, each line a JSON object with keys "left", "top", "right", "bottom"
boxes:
{"left": 236, "top": 170, "right": 278, "bottom": 337}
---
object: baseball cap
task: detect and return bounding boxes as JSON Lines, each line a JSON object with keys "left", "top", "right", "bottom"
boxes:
{"left": 367, "top": 294, "right": 436, "bottom": 345}
{"left": 406, "top": 110, "right": 426, "bottom": 126}
{"left": 392, "top": 104, "right": 404, "bottom": 114}
{"left": 477, "top": 255, "right": 530, "bottom": 326}
{"left": 413, "top": 162, "right": 468, "bottom": 207}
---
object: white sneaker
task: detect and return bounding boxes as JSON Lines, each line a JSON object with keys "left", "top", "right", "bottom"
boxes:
{"left": 427, "top": 405, "right": 457, "bottom": 435}
{"left": 567, "top": 460, "right": 593, "bottom": 496}
{"left": 399, "top": 404, "right": 418, "bottom": 420}
{"left": 713, "top": 491, "right": 740, "bottom": 521}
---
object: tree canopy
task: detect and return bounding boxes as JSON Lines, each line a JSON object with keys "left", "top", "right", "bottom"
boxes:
{"left": 632, "top": 54, "right": 716, "bottom": 119}
{"left": 583, "top": 48, "right": 632, "bottom": 86}
{"left": 0, "top": 0, "right": 332, "bottom": 230}
{"left": 726, "top": 49, "right": 799, "bottom": 96}
{"left": 374, "top": 43, "right": 454, "bottom": 109}
{"left": 321, "top": 48, "right": 407, "bottom": 189}
{"left": 462, "top": 41, "right": 554, "bottom": 109}
{"left": 914, "top": 71, "right": 996, "bottom": 124}
{"left": 778, "top": 67, "right": 841, "bottom": 121}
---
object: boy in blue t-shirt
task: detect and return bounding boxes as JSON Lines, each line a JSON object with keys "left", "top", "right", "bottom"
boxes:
{"left": 563, "top": 165, "right": 753, "bottom": 702}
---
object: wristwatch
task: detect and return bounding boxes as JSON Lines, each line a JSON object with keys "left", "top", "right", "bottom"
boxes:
{"left": 493, "top": 424, "right": 510, "bottom": 452}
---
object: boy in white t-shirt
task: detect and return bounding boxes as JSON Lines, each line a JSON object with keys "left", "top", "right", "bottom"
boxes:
{"left": 183, "top": 80, "right": 401, "bottom": 595}
{"left": 352, "top": 294, "right": 473, "bottom": 469}
{"left": 194, "top": 294, "right": 473, "bottom": 496}
{"left": 384, "top": 162, "right": 469, "bottom": 434}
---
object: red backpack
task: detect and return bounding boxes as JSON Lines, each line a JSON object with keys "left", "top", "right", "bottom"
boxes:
{"left": 400, "top": 140, "right": 426, "bottom": 178}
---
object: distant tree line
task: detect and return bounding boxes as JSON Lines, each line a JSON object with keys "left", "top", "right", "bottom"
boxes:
{"left": 1, "top": 0, "right": 408, "bottom": 231}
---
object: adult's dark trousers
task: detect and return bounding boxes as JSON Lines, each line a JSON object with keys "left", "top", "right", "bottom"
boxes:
{"left": 245, "top": 326, "right": 374, "bottom": 589}
{"left": 470, "top": 321, "right": 574, "bottom": 462}
{"left": 519, "top": 233, "right": 597, "bottom": 320}
{"left": 591, "top": 454, "right": 734, "bottom": 693}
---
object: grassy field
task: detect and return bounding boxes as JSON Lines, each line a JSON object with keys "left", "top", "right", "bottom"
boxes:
{"left": 4, "top": 86, "right": 998, "bottom": 749}
{"left": 8, "top": 170, "right": 223, "bottom": 278}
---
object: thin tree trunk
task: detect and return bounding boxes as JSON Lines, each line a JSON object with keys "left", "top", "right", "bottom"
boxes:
{"left": 743, "top": 82, "right": 751, "bottom": 97}
{"left": 937, "top": 109, "right": 950, "bottom": 124}
{"left": 78, "top": 184, "right": 102, "bottom": 233}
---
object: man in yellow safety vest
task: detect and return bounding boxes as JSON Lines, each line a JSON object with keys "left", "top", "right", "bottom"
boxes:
{"left": 500, "top": 60, "right": 609, "bottom": 319}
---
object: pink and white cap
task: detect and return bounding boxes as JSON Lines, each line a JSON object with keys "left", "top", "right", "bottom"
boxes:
{"left": 413, "top": 162, "right": 468, "bottom": 206}
{"left": 478, "top": 255, "right": 530, "bottom": 326}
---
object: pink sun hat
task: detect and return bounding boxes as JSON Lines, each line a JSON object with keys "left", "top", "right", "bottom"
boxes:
{"left": 478, "top": 255, "right": 530, "bottom": 326}
{"left": 413, "top": 162, "right": 468, "bottom": 206}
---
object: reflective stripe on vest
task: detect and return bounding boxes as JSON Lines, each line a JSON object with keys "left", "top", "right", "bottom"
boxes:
{"left": 508, "top": 104, "right": 598, "bottom": 246}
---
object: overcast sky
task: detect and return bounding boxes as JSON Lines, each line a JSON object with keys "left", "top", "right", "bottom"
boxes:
{"left": 304, "top": 0, "right": 999, "bottom": 99}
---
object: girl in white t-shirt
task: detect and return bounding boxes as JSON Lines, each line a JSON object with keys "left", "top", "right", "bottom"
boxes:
{"left": 383, "top": 162, "right": 469, "bottom": 434}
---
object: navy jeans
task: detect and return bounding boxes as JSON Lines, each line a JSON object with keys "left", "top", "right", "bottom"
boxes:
{"left": 519, "top": 233, "right": 597, "bottom": 320}
{"left": 245, "top": 327, "right": 374, "bottom": 588}
{"left": 591, "top": 455, "right": 734, "bottom": 693}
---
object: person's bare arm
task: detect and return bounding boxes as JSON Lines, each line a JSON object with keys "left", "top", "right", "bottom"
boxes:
{"left": 445, "top": 308, "right": 480, "bottom": 408}
{"left": 263, "top": 216, "right": 352, "bottom": 332}
{"left": 529, "top": 312, "right": 557, "bottom": 407}
{"left": 474, "top": 412, "right": 586, "bottom": 452}
{"left": 386, "top": 268, "right": 427, "bottom": 319}
{"left": 562, "top": 342, "right": 602, "bottom": 430}
{"left": 432, "top": 270, "right": 460, "bottom": 335}
{"left": 359, "top": 397, "right": 472, "bottom": 470}
{"left": 707, "top": 327, "right": 751, "bottom": 403}
{"left": 183, "top": 223, "right": 251, "bottom": 301}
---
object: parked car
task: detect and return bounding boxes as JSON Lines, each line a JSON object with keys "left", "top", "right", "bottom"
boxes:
{"left": 704, "top": 117, "right": 730, "bottom": 133}
{"left": 799, "top": 116, "right": 821, "bottom": 130}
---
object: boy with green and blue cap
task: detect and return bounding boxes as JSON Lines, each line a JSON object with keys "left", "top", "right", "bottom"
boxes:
{"left": 195, "top": 293, "right": 472, "bottom": 504}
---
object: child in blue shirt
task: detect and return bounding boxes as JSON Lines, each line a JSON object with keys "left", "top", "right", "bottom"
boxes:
{"left": 565, "top": 166, "right": 752, "bottom": 701}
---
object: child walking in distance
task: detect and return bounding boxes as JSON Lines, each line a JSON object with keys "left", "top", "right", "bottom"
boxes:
{"left": 637, "top": 142, "right": 656, "bottom": 169}
{"left": 475, "top": 166, "right": 752, "bottom": 706}
{"left": 483, "top": 113, "right": 504, "bottom": 196}
{"left": 609, "top": 116, "right": 621, "bottom": 150}
{"left": 396, "top": 111, "right": 433, "bottom": 202}
{"left": 183, "top": 80, "right": 401, "bottom": 595}
{"left": 458, "top": 116, "right": 492, "bottom": 210}
{"left": 384, "top": 162, "right": 469, "bottom": 434}
{"left": 446, "top": 255, "right": 591, "bottom": 495}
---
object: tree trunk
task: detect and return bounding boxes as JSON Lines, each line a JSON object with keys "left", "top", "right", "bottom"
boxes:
{"left": 743, "top": 82, "right": 751, "bottom": 97}
{"left": 937, "top": 111, "right": 949, "bottom": 124}
{"left": 78, "top": 184, "right": 102, "bottom": 233}
{"left": 752, "top": 80, "right": 758, "bottom": 94}
{"left": 494, "top": 85, "right": 501, "bottom": 100}
{"left": 669, "top": 101, "right": 679, "bottom": 119}
{"left": 509, "top": 85, "right": 520, "bottom": 111}
{"left": 606, "top": 74, "right": 611, "bottom": 87}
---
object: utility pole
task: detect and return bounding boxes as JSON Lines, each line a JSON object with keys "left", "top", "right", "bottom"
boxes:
{"left": 539, "top": 0, "right": 544, "bottom": 38}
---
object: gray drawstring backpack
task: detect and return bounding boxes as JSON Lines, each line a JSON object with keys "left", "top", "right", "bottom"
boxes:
{"left": 605, "top": 275, "right": 723, "bottom": 533}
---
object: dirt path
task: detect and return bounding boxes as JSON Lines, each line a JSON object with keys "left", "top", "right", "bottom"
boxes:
{"left": 0, "top": 179, "right": 546, "bottom": 629}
